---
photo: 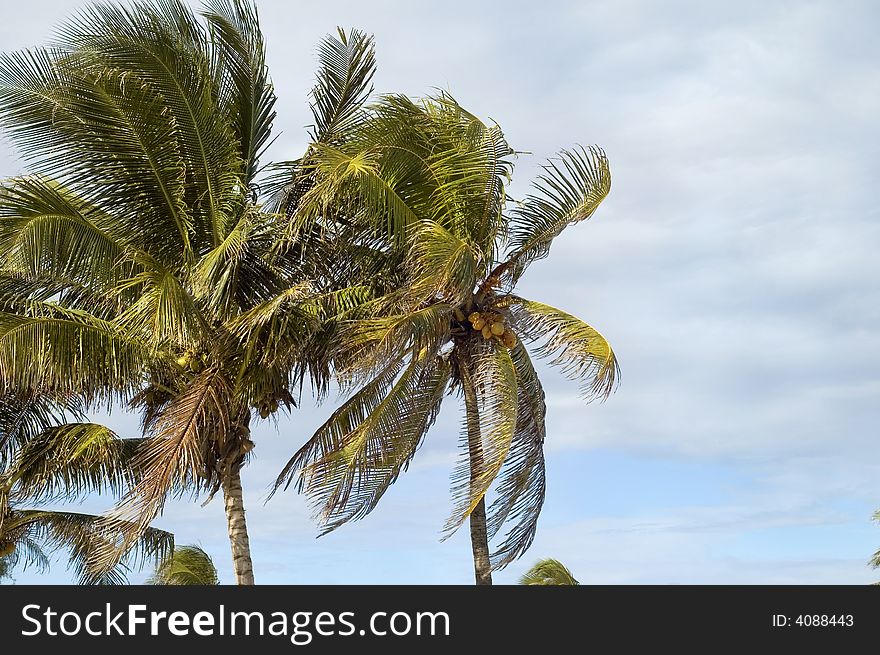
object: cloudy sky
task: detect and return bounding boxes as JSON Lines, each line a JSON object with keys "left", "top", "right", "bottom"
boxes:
{"left": 2, "top": 0, "right": 879, "bottom": 584}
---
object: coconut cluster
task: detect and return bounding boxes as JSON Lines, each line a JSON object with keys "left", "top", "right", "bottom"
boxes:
{"left": 467, "top": 311, "right": 517, "bottom": 348}
{"left": 174, "top": 351, "right": 205, "bottom": 374}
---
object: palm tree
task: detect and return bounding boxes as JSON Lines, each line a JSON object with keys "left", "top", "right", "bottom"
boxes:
{"left": 0, "top": 391, "right": 172, "bottom": 583}
{"left": 273, "top": 94, "right": 617, "bottom": 584}
{"left": 0, "top": 1, "right": 376, "bottom": 584}
{"left": 519, "top": 558, "right": 579, "bottom": 585}
{"left": 147, "top": 544, "right": 218, "bottom": 585}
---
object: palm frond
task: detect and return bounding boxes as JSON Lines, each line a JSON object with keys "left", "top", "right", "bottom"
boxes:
{"left": 90, "top": 369, "right": 232, "bottom": 573}
{"left": 5, "top": 509, "right": 172, "bottom": 585}
{"left": 202, "top": 0, "right": 276, "bottom": 182}
{"left": 294, "top": 354, "right": 450, "bottom": 533}
{"left": 310, "top": 28, "right": 375, "bottom": 144}
{"left": 444, "top": 342, "right": 518, "bottom": 538}
{"left": 503, "top": 146, "right": 610, "bottom": 285}
{"left": 0, "top": 302, "right": 148, "bottom": 396}
{"left": 6, "top": 423, "right": 143, "bottom": 501}
{"left": 406, "top": 220, "right": 480, "bottom": 306}
{"left": 508, "top": 296, "right": 618, "bottom": 400}
{"left": 485, "top": 343, "right": 546, "bottom": 569}
{"left": 56, "top": 0, "right": 242, "bottom": 247}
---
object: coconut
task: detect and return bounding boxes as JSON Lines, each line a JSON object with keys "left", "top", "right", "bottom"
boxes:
{"left": 490, "top": 322, "right": 505, "bottom": 336}
{"left": 188, "top": 357, "right": 203, "bottom": 373}
{"left": 472, "top": 318, "right": 486, "bottom": 331}
{"left": 453, "top": 308, "right": 466, "bottom": 322}
{"left": 481, "top": 325, "right": 493, "bottom": 339}
{"left": 502, "top": 330, "right": 517, "bottom": 348}
{"left": 175, "top": 354, "right": 189, "bottom": 367}
{"left": 468, "top": 312, "right": 481, "bottom": 324}
{"left": 259, "top": 406, "right": 269, "bottom": 419}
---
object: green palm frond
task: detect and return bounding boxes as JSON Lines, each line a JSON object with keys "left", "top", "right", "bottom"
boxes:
{"left": 202, "top": 0, "right": 276, "bottom": 183}
{"left": 503, "top": 146, "right": 610, "bottom": 285}
{"left": 0, "top": 176, "right": 129, "bottom": 289}
{"left": 56, "top": 0, "right": 242, "bottom": 247}
{"left": 5, "top": 423, "right": 143, "bottom": 501}
{"left": 295, "top": 354, "right": 450, "bottom": 533}
{"left": 147, "top": 544, "right": 218, "bottom": 585}
{"left": 0, "top": 302, "right": 148, "bottom": 396}
{"left": 444, "top": 343, "right": 518, "bottom": 538}
{"left": 273, "top": 356, "right": 407, "bottom": 496}
{"left": 519, "top": 558, "right": 579, "bottom": 585}
{"left": 0, "top": 389, "right": 73, "bottom": 466}
{"left": 310, "top": 28, "right": 375, "bottom": 144}
{"left": 3, "top": 509, "right": 173, "bottom": 585}
{"left": 509, "top": 297, "right": 618, "bottom": 400}
{"left": 485, "top": 343, "right": 546, "bottom": 569}
{"left": 334, "top": 303, "right": 452, "bottom": 384}
{"left": 407, "top": 220, "right": 480, "bottom": 306}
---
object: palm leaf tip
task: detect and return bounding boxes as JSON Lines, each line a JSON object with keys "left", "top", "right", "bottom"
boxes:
{"left": 510, "top": 297, "right": 619, "bottom": 401}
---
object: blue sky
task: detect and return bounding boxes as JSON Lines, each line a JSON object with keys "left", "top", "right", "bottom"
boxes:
{"left": 2, "top": 0, "right": 879, "bottom": 584}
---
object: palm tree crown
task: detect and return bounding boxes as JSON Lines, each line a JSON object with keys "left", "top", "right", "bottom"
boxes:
{"left": 273, "top": 93, "right": 618, "bottom": 582}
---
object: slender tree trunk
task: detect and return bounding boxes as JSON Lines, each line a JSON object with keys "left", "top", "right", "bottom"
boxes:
{"left": 221, "top": 464, "right": 255, "bottom": 585}
{"left": 469, "top": 497, "right": 492, "bottom": 585}
{"left": 460, "top": 352, "right": 493, "bottom": 586}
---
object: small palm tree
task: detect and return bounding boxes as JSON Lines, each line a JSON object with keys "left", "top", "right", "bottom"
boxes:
{"left": 519, "top": 558, "right": 579, "bottom": 585}
{"left": 0, "top": 1, "right": 375, "bottom": 584}
{"left": 147, "top": 544, "right": 218, "bottom": 585}
{"left": 275, "top": 94, "right": 617, "bottom": 584}
{"left": 0, "top": 391, "right": 172, "bottom": 583}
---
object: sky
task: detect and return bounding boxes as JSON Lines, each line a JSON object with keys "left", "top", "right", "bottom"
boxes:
{"left": 1, "top": 0, "right": 879, "bottom": 584}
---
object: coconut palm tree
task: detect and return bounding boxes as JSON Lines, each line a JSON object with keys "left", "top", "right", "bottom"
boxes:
{"left": 0, "top": 0, "right": 376, "bottom": 584}
{"left": 273, "top": 94, "right": 617, "bottom": 584}
{"left": 147, "top": 544, "right": 218, "bottom": 585}
{"left": 519, "top": 558, "right": 579, "bottom": 585}
{"left": 0, "top": 391, "right": 172, "bottom": 583}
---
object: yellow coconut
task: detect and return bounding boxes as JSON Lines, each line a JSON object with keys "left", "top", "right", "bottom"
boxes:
{"left": 175, "top": 354, "right": 189, "bottom": 367}
{"left": 472, "top": 318, "right": 486, "bottom": 331}
{"left": 453, "top": 308, "right": 466, "bottom": 322}
{"left": 490, "top": 322, "right": 505, "bottom": 336}
{"left": 468, "top": 312, "right": 481, "bottom": 323}
{"left": 481, "top": 325, "right": 493, "bottom": 339}
{"left": 502, "top": 330, "right": 517, "bottom": 348}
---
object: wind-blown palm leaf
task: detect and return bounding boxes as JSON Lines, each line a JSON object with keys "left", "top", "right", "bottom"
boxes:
{"left": 91, "top": 368, "right": 234, "bottom": 573}
{"left": 444, "top": 343, "right": 518, "bottom": 538}
{"left": 14, "top": 510, "right": 171, "bottom": 584}
{"left": 295, "top": 355, "right": 450, "bottom": 533}
{"left": 5, "top": 423, "right": 144, "bottom": 501}
{"left": 485, "top": 343, "right": 546, "bottom": 569}
{"left": 56, "top": 0, "right": 242, "bottom": 247}
{"left": 509, "top": 297, "right": 618, "bottom": 400}
{"left": 202, "top": 0, "right": 276, "bottom": 182}
{"left": 310, "top": 28, "right": 375, "bottom": 144}
{"left": 0, "top": 389, "right": 72, "bottom": 466}
{"left": 147, "top": 544, "right": 218, "bottom": 585}
{"left": 407, "top": 220, "right": 480, "bottom": 306}
{"left": 0, "top": 302, "right": 148, "bottom": 395}
{"left": 519, "top": 558, "right": 579, "bottom": 585}
{"left": 503, "top": 146, "right": 610, "bottom": 285}
{"left": 0, "top": 177, "right": 129, "bottom": 290}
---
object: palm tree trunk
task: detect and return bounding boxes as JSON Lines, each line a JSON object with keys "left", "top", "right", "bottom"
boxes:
{"left": 461, "top": 353, "right": 493, "bottom": 586}
{"left": 469, "top": 496, "right": 492, "bottom": 585}
{"left": 221, "top": 464, "right": 254, "bottom": 585}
